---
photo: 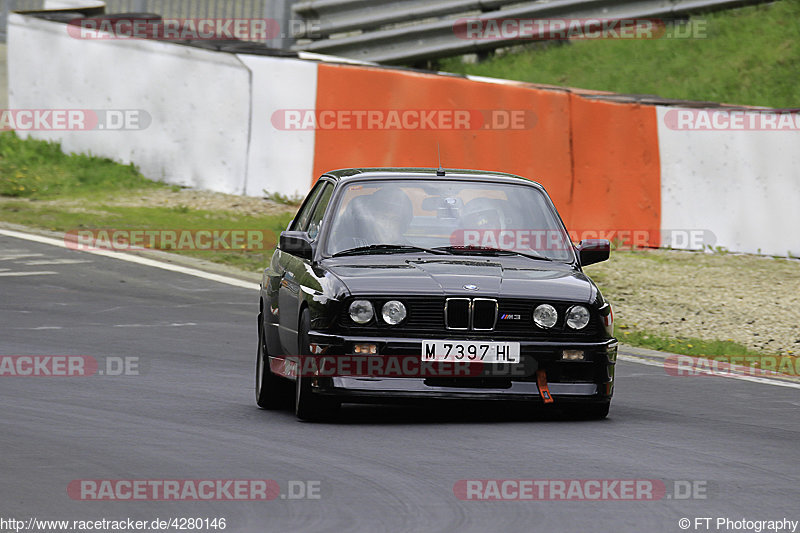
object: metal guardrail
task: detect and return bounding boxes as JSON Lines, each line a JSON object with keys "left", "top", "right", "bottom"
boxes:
{"left": 2, "top": 0, "right": 770, "bottom": 62}
{"left": 0, "top": 0, "right": 280, "bottom": 42}
{"left": 103, "top": 0, "right": 265, "bottom": 19}
{"left": 292, "top": 0, "right": 511, "bottom": 37}
{"left": 291, "top": 0, "right": 771, "bottom": 64}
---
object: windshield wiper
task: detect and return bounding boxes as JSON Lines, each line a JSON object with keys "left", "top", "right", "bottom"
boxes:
{"left": 433, "top": 245, "right": 553, "bottom": 261}
{"left": 331, "top": 244, "right": 449, "bottom": 257}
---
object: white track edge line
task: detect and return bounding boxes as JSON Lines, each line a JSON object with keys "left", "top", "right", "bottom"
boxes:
{"left": 618, "top": 354, "right": 800, "bottom": 390}
{"left": 0, "top": 229, "right": 259, "bottom": 291}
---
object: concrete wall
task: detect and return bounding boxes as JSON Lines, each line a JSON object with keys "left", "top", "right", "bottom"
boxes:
{"left": 237, "top": 53, "right": 317, "bottom": 198}
{"left": 656, "top": 106, "right": 800, "bottom": 257}
{"left": 9, "top": 14, "right": 251, "bottom": 194}
{"left": 7, "top": 11, "right": 799, "bottom": 256}
{"left": 311, "top": 63, "right": 663, "bottom": 247}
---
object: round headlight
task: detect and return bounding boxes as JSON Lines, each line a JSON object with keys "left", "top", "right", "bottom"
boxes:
{"left": 533, "top": 304, "right": 558, "bottom": 329}
{"left": 382, "top": 300, "right": 407, "bottom": 325}
{"left": 566, "top": 305, "right": 590, "bottom": 330}
{"left": 349, "top": 300, "right": 374, "bottom": 324}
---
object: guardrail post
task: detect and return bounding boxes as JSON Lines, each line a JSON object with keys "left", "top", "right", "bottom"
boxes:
{"left": 1, "top": 0, "right": 11, "bottom": 42}
{"left": 264, "top": 0, "right": 294, "bottom": 50}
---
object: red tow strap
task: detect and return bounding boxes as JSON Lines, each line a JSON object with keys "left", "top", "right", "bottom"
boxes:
{"left": 536, "top": 369, "right": 554, "bottom": 404}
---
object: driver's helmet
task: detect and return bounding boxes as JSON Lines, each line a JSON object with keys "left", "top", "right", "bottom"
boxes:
{"left": 366, "top": 186, "right": 413, "bottom": 243}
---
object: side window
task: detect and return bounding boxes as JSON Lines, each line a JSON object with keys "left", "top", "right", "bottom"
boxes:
{"left": 306, "top": 184, "right": 333, "bottom": 241}
{"left": 290, "top": 181, "right": 326, "bottom": 232}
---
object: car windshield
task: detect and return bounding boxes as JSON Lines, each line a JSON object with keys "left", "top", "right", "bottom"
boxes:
{"left": 324, "top": 178, "right": 574, "bottom": 262}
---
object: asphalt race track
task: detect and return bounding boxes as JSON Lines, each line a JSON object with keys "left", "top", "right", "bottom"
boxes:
{"left": 1, "top": 231, "right": 798, "bottom": 533}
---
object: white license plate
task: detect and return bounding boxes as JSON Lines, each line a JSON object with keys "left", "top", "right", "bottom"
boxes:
{"left": 422, "top": 341, "right": 520, "bottom": 363}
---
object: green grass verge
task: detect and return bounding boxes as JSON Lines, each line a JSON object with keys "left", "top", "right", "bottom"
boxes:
{"left": 616, "top": 324, "right": 800, "bottom": 376}
{"left": 440, "top": 0, "right": 800, "bottom": 108}
{"left": 614, "top": 324, "right": 761, "bottom": 357}
{"left": 0, "top": 132, "right": 162, "bottom": 198}
{"left": 0, "top": 133, "right": 293, "bottom": 272}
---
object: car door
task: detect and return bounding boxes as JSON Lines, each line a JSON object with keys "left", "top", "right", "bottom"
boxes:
{"left": 277, "top": 180, "right": 334, "bottom": 353}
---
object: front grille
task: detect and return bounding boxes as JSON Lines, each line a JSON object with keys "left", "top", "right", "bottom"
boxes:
{"left": 444, "top": 298, "right": 498, "bottom": 331}
{"left": 445, "top": 298, "right": 470, "bottom": 330}
{"left": 337, "top": 296, "right": 600, "bottom": 338}
{"left": 472, "top": 299, "right": 498, "bottom": 330}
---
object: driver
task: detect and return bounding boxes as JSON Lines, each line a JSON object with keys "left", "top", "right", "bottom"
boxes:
{"left": 365, "top": 186, "right": 413, "bottom": 244}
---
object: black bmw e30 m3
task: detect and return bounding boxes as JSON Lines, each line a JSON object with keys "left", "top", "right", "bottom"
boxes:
{"left": 256, "top": 168, "right": 617, "bottom": 420}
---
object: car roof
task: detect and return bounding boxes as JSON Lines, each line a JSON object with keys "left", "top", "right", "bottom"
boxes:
{"left": 320, "top": 168, "right": 544, "bottom": 189}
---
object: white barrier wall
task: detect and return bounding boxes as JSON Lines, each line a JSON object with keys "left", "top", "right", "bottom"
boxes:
{"left": 8, "top": 14, "right": 251, "bottom": 194}
{"left": 236, "top": 54, "right": 317, "bottom": 198}
{"left": 7, "top": 12, "right": 800, "bottom": 256}
{"left": 656, "top": 106, "right": 800, "bottom": 257}
{"left": 8, "top": 13, "right": 320, "bottom": 198}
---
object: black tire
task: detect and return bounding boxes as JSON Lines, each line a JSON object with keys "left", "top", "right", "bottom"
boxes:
{"left": 587, "top": 401, "right": 610, "bottom": 419}
{"left": 255, "top": 315, "right": 284, "bottom": 409}
{"left": 295, "top": 309, "right": 340, "bottom": 421}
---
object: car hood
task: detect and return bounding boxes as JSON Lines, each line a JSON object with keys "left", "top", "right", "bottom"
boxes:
{"left": 322, "top": 255, "right": 596, "bottom": 302}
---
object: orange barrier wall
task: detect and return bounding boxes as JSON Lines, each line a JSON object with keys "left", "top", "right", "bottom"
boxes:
{"left": 313, "top": 63, "right": 573, "bottom": 209}
{"left": 313, "top": 62, "right": 661, "bottom": 245}
{"left": 568, "top": 94, "right": 661, "bottom": 247}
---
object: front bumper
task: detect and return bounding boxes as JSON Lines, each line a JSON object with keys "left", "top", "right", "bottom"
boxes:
{"left": 318, "top": 377, "right": 597, "bottom": 402}
{"left": 305, "top": 331, "right": 616, "bottom": 403}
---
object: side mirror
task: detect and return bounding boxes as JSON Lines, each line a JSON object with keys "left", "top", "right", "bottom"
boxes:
{"left": 576, "top": 239, "right": 610, "bottom": 266}
{"left": 279, "top": 231, "right": 314, "bottom": 261}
